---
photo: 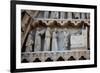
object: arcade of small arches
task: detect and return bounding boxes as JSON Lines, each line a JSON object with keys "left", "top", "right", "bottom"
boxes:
{"left": 21, "top": 50, "right": 90, "bottom": 62}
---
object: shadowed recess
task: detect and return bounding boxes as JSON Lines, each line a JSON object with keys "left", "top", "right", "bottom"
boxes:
{"left": 57, "top": 56, "right": 65, "bottom": 61}
{"left": 68, "top": 56, "right": 76, "bottom": 61}
{"left": 79, "top": 56, "right": 86, "bottom": 60}
{"left": 33, "top": 58, "right": 41, "bottom": 62}
{"left": 21, "top": 59, "right": 29, "bottom": 63}
{"left": 45, "top": 57, "right": 53, "bottom": 62}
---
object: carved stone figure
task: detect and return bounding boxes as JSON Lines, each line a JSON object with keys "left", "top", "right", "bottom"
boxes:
{"left": 44, "top": 28, "right": 51, "bottom": 51}
{"left": 57, "top": 28, "right": 65, "bottom": 51}
{"left": 34, "top": 28, "right": 41, "bottom": 51}
{"left": 52, "top": 28, "right": 58, "bottom": 51}
{"left": 25, "top": 31, "right": 34, "bottom": 52}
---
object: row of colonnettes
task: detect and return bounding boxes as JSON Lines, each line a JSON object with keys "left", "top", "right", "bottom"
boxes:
{"left": 22, "top": 10, "right": 90, "bottom": 19}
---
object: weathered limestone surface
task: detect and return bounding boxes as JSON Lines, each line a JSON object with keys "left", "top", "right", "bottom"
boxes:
{"left": 21, "top": 11, "right": 90, "bottom": 63}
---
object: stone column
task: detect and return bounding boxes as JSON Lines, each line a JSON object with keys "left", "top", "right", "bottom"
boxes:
{"left": 81, "top": 13, "right": 86, "bottom": 19}
{"left": 82, "top": 27, "right": 88, "bottom": 49}
{"left": 67, "top": 12, "right": 72, "bottom": 19}
{"left": 50, "top": 11, "right": 59, "bottom": 19}
{"left": 60, "top": 12, "right": 65, "bottom": 19}
{"left": 73, "top": 12, "right": 80, "bottom": 19}
{"left": 44, "top": 11, "right": 49, "bottom": 19}
{"left": 86, "top": 13, "right": 90, "bottom": 19}
{"left": 63, "top": 29, "right": 69, "bottom": 50}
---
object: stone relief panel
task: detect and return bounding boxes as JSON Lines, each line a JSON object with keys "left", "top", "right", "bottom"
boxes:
{"left": 21, "top": 10, "right": 90, "bottom": 63}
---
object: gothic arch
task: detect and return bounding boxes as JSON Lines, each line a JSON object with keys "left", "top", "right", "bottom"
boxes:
{"left": 63, "top": 21, "right": 75, "bottom": 28}
{"left": 47, "top": 20, "right": 61, "bottom": 28}
{"left": 76, "top": 21, "right": 90, "bottom": 29}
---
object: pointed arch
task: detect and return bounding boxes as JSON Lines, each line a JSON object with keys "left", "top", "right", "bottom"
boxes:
{"left": 63, "top": 21, "right": 75, "bottom": 28}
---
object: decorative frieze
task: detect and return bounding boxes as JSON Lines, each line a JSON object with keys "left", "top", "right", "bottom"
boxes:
{"left": 21, "top": 50, "right": 90, "bottom": 62}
